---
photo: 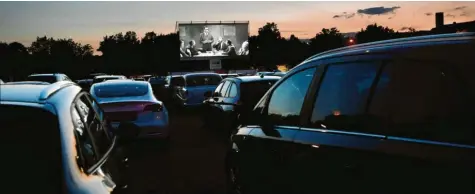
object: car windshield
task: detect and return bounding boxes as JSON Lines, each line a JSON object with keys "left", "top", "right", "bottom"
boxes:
{"left": 0, "top": 105, "right": 62, "bottom": 193}
{"left": 94, "top": 83, "right": 149, "bottom": 98}
{"left": 240, "top": 80, "right": 278, "bottom": 107}
{"left": 185, "top": 75, "right": 222, "bottom": 87}
{"left": 27, "top": 75, "right": 56, "bottom": 83}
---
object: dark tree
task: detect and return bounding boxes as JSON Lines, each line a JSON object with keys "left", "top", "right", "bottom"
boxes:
{"left": 309, "top": 27, "right": 345, "bottom": 55}
{"left": 356, "top": 23, "right": 396, "bottom": 44}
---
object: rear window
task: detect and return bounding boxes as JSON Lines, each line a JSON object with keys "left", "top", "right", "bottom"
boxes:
{"left": 27, "top": 75, "right": 56, "bottom": 83}
{"left": 0, "top": 105, "right": 62, "bottom": 193}
{"left": 185, "top": 75, "right": 222, "bottom": 87}
{"left": 240, "top": 80, "right": 278, "bottom": 105}
{"left": 94, "top": 83, "right": 149, "bottom": 98}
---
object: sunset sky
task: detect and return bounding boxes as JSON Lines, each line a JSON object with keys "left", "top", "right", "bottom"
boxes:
{"left": 1, "top": 1, "right": 474, "bottom": 54}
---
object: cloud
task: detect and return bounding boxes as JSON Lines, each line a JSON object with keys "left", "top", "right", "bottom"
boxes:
{"left": 446, "top": 13, "right": 456, "bottom": 18}
{"left": 333, "top": 12, "right": 355, "bottom": 19}
{"left": 357, "top": 6, "right": 401, "bottom": 16}
{"left": 460, "top": 12, "right": 471, "bottom": 17}
{"left": 425, "top": 12, "right": 433, "bottom": 16}
{"left": 454, "top": 6, "right": 467, "bottom": 11}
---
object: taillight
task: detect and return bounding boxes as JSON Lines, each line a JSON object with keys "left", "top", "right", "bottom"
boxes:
{"left": 144, "top": 104, "right": 163, "bottom": 112}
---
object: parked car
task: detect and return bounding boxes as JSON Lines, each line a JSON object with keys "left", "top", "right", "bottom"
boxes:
{"left": 92, "top": 75, "right": 127, "bottom": 85}
{"left": 228, "top": 32, "right": 475, "bottom": 194}
{"left": 256, "top": 71, "right": 286, "bottom": 77}
{"left": 90, "top": 80, "right": 170, "bottom": 140}
{"left": 133, "top": 77, "right": 146, "bottom": 81}
{"left": 219, "top": 74, "right": 239, "bottom": 79}
{"left": 174, "top": 73, "right": 222, "bottom": 107}
{"left": 26, "top": 73, "right": 72, "bottom": 83}
{"left": 0, "top": 81, "right": 139, "bottom": 194}
{"left": 148, "top": 76, "right": 168, "bottom": 101}
{"left": 203, "top": 76, "right": 280, "bottom": 135}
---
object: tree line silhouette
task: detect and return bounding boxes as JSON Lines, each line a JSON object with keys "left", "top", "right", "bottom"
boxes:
{"left": 0, "top": 22, "right": 457, "bottom": 81}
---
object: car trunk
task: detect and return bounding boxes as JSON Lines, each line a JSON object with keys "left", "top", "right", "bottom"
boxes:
{"left": 98, "top": 100, "right": 154, "bottom": 122}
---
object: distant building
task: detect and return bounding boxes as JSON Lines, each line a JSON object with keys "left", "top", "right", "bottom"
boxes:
{"left": 431, "top": 12, "right": 475, "bottom": 33}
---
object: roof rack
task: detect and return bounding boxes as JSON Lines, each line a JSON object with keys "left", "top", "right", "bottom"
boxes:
{"left": 304, "top": 32, "right": 475, "bottom": 63}
{"left": 39, "top": 81, "right": 76, "bottom": 101}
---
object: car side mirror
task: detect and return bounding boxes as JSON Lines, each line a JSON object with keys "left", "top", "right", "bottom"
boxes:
{"left": 204, "top": 91, "right": 212, "bottom": 98}
{"left": 114, "top": 122, "right": 140, "bottom": 144}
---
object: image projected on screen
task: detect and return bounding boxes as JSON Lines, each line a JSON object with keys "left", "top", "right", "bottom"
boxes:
{"left": 178, "top": 22, "right": 249, "bottom": 60}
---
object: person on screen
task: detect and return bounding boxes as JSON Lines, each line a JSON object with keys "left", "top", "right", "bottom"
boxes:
{"left": 180, "top": 40, "right": 189, "bottom": 57}
{"left": 238, "top": 40, "right": 249, "bottom": 55}
{"left": 212, "top": 36, "right": 228, "bottom": 51}
{"left": 186, "top": 40, "right": 200, "bottom": 57}
{"left": 200, "top": 26, "right": 214, "bottom": 52}
{"left": 224, "top": 39, "right": 237, "bottom": 56}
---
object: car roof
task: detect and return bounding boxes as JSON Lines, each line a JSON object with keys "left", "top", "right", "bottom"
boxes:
{"left": 183, "top": 73, "right": 220, "bottom": 77}
{"left": 92, "top": 79, "right": 149, "bottom": 88}
{"left": 297, "top": 32, "right": 475, "bottom": 70}
{"left": 29, "top": 73, "right": 62, "bottom": 77}
{"left": 226, "top": 76, "right": 281, "bottom": 83}
{"left": 0, "top": 81, "right": 76, "bottom": 103}
{"left": 4, "top": 81, "right": 51, "bottom": 85}
{"left": 94, "top": 75, "right": 125, "bottom": 79}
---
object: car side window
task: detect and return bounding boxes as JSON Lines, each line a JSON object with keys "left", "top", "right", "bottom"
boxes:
{"left": 228, "top": 83, "right": 238, "bottom": 98}
{"left": 213, "top": 82, "right": 225, "bottom": 97}
{"left": 220, "top": 81, "right": 231, "bottom": 97}
{"left": 266, "top": 67, "right": 316, "bottom": 126}
{"left": 73, "top": 93, "right": 113, "bottom": 169}
{"left": 369, "top": 61, "right": 474, "bottom": 145}
{"left": 310, "top": 62, "right": 380, "bottom": 133}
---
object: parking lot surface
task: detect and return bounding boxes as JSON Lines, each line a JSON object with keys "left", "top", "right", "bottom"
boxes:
{"left": 126, "top": 111, "right": 229, "bottom": 194}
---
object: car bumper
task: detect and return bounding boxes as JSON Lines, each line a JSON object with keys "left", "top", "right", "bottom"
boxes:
{"left": 111, "top": 119, "right": 170, "bottom": 139}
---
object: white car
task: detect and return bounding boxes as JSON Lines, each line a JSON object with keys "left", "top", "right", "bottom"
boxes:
{"left": 90, "top": 80, "right": 170, "bottom": 140}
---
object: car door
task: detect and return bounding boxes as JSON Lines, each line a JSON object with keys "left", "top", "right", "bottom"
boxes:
{"left": 203, "top": 81, "right": 227, "bottom": 125}
{"left": 209, "top": 80, "right": 231, "bottom": 129}
{"left": 290, "top": 60, "right": 384, "bottom": 194}
{"left": 231, "top": 67, "right": 318, "bottom": 194}
{"left": 363, "top": 59, "right": 475, "bottom": 194}
{"left": 73, "top": 93, "right": 128, "bottom": 193}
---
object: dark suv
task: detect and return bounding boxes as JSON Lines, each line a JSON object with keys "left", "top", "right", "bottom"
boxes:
{"left": 229, "top": 32, "right": 475, "bottom": 194}
{"left": 0, "top": 81, "right": 140, "bottom": 194}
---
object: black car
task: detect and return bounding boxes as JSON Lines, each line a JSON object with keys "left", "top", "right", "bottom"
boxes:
{"left": 229, "top": 32, "right": 475, "bottom": 194}
{"left": 203, "top": 76, "right": 281, "bottom": 134}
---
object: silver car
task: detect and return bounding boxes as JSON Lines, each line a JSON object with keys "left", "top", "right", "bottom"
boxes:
{"left": 0, "top": 81, "right": 138, "bottom": 194}
{"left": 90, "top": 80, "right": 170, "bottom": 140}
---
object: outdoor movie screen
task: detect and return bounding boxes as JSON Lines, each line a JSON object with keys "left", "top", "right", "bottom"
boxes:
{"left": 178, "top": 22, "right": 249, "bottom": 60}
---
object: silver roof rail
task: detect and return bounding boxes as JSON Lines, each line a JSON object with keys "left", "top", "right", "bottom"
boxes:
{"left": 39, "top": 81, "right": 76, "bottom": 101}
